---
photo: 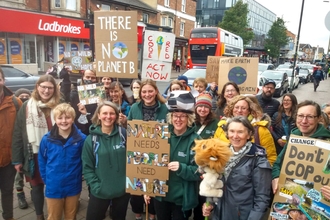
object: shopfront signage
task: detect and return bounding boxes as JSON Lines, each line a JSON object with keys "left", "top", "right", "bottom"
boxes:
{"left": 0, "top": 8, "right": 89, "bottom": 39}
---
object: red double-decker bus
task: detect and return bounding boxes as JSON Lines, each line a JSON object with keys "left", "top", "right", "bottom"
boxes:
{"left": 186, "top": 27, "right": 243, "bottom": 69}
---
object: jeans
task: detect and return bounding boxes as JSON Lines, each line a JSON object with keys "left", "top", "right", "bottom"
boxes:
{"left": 86, "top": 193, "right": 130, "bottom": 220}
{"left": 0, "top": 164, "right": 16, "bottom": 219}
{"left": 46, "top": 194, "right": 80, "bottom": 220}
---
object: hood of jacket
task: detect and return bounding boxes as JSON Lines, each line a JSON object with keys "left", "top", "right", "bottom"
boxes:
{"left": 291, "top": 124, "right": 330, "bottom": 139}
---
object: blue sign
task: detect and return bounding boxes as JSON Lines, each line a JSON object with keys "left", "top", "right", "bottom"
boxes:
{"left": 0, "top": 42, "right": 5, "bottom": 55}
{"left": 84, "top": 44, "right": 90, "bottom": 51}
{"left": 71, "top": 43, "right": 78, "bottom": 51}
{"left": 10, "top": 40, "right": 21, "bottom": 55}
{"left": 59, "top": 43, "right": 65, "bottom": 55}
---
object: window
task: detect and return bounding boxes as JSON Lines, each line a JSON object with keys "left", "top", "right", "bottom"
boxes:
{"left": 161, "top": 17, "right": 167, "bottom": 26}
{"left": 165, "top": 0, "right": 170, "bottom": 7}
{"left": 143, "top": 13, "right": 149, "bottom": 23}
{"left": 101, "top": 4, "right": 110, "bottom": 10}
{"left": 180, "top": 22, "right": 185, "bottom": 36}
{"left": 55, "top": 0, "right": 61, "bottom": 7}
{"left": 181, "top": 0, "right": 186, "bottom": 12}
{"left": 168, "top": 18, "right": 173, "bottom": 27}
{"left": 66, "top": 0, "right": 76, "bottom": 11}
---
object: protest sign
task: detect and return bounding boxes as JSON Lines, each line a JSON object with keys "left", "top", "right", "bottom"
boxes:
{"left": 77, "top": 83, "right": 105, "bottom": 105}
{"left": 269, "top": 135, "right": 330, "bottom": 220}
{"left": 63, "top": 50, "right": 93, "bottom": 71}
{"left": 126, "top": 120, "right": 170, "bottom": 197}
{"left": 218, "top": 57, "right": 258, "bottom": 94}
{"left": 141, "top": 30, "right": 175, "bottom": 82}
{"left": 94, "top": 11, "right": 138, "bottom": 78}
{"left": 205, "top": 56, "right": 221, "bottom": 83}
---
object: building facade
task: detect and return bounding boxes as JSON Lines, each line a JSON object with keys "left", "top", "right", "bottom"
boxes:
{"left": 0, "top": 0, "right": 188, "bottom": 74}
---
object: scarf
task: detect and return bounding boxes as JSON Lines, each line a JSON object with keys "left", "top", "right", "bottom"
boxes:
{"left": 224, "top": 141, "right": 252, "bottom": 180}
{"left": 26, "top": 98, "right": 55, "bottom": 154}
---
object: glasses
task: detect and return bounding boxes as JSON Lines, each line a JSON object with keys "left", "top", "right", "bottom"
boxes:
{"left": 225, "top": 89, "right": 236, "bottom": 93}
{"left": 283, "top": 99, "right": 292, "bottom": 102}
{"left": 264, "top": 86, "right": 275, "bottom": 90}
{"left": 297, "top": 115, "right": 318, "bottom": 121}
{"left": 39, "top": 85, "right": 54, "bottom": 91}
{"left": 172, "top": 114, "right": 187, "bottom": 120}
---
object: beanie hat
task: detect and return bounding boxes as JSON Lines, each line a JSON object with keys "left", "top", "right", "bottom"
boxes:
{"left": 195, "top": 93, "right": 212, "bottom": 109}
{"left": 15, "top": 88, "right": 31, "bottom": 97}
{"left": 177, "top": 75, "right": 188, "bottom": 84}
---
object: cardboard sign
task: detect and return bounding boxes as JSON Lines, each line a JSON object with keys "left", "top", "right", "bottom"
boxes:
{"left": 269, "top": 135, "right": 330, "bottom": 220}
{"left": 63, "top": 50, "right": 93, "bottom": 71}
{"left": 94, "top": 11, "right": 138, "bottom": 78}
{"left": 141, "top": 30, "right": 175, "bottom": 82}
{"left": 77, "top": 83, "right": 105, "bottom": 105}
{"left": 206, "top": 56, "right": 221, "bottom": 83}
{"left": 126, "top": 120, "right": 170, "bottom": 197}
{"left": 218, "top": 57, "right": 259, "bottom": 94}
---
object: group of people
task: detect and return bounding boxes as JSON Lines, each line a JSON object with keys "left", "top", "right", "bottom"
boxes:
{"left": 1, "top": 65, "right": 330, "bottom": 220}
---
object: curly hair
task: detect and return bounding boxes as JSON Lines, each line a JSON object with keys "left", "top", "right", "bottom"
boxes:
{"left": 224, "top": 95, "right": 263, "bottom": 119}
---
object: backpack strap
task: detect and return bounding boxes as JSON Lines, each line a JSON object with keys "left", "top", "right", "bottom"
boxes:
{"left": 118, "top": 126, "right": 126, "bottom": 146}
{"left": 92, "top": 135, "right": 100, "bottom": 168}
{"left": 254, "top": 125, "right": 260, "bottom": 145}
{"left": 12, "top": 96, "right": 19, "bottom": 112}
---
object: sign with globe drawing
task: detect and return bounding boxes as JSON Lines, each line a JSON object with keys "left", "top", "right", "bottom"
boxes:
{"left": 141, "top": 30, "right": 175, "bottom": 82}
{"left": 94, "top": 11, "right": 138, "bottom": 78}
{"left": 218, "top": 57, "right": 259, "bottom": 94}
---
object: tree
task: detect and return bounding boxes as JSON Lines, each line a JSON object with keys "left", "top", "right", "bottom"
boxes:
{"left": 218, "top": 0, "right": 254, "bottom": 47}
{"left": 264, "top": 18, "right": 289, "bottom": 60}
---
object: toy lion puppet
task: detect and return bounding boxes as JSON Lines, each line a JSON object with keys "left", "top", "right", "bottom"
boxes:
{"left": 192, "top": 138, "right": 232, "bottom": 200}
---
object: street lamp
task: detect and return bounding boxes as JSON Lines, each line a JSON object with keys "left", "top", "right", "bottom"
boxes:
{"left": 289, "top": 0, "right": 305, "bottom": 93}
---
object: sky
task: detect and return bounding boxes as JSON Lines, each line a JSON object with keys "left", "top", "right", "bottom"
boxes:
{"left": 255, "top": 0, "right": 330, "bottom": 52}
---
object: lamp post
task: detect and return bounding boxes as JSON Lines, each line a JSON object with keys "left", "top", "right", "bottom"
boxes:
{"left": 290, "top": 0, "right": 305, "bottom": 93}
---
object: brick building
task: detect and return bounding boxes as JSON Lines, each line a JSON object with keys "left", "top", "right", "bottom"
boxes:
{"left": 0, "top": 0, "right": 197, "bottom": 74}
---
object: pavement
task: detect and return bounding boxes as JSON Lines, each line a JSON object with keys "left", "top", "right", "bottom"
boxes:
{"left": 2, "top": 72, "right": 329, "bottom": 220}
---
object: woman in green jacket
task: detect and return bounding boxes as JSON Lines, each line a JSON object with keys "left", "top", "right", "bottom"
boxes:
{"left": 127, "top": 79, "right": 168, "bottom": 220}
{"left": 82, "top": 101, "right": 129, "bottom": 220}
{"left": 146, "top": 90, "right": 200, "bottom": 220}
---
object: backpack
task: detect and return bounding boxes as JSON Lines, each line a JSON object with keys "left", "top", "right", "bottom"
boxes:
{"left": 91, "top": 126, "right": 127, "bottom": 168}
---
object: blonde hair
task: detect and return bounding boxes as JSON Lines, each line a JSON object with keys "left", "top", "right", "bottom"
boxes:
{"left": 193, "top": 77, "right": 208, "bottom": 89}
{"left": 166, "top": 112, "right": 195, "bottom": 127}
{"left": 224, "top": 95, "right": 263, "bottom": 119}
{"left": 91, "top": 101, "right": 119, "bottom": 126}
{"left": 53, "top": 103, "right": 76, "bottom": 119}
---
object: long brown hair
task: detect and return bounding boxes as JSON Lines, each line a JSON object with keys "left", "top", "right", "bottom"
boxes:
{"left": 217, "top": 82, "right": 240, "bottom": 108}
{"left": 275, "top": 94, "right": 298, "bottom": 126}
{"left": 32, "top": 75, "right": 61, "bottom": 106}
{"left": 139, "top": 79, "right": 166, "bottom": 104}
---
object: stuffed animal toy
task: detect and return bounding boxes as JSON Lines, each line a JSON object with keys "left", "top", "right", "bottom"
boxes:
{"left": 192, "top": 138, "right": 232, "bottom": 201}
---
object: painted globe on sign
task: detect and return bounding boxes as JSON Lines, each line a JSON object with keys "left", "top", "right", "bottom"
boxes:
{"left": 228, "top": 66, "right": 247, "bottom": 85}
{"left": 112, "top": 42, "right": 128, "bottom": 59}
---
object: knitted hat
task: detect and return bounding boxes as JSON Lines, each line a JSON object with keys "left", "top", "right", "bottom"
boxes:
{"left": 15, "top": 88, "right": 31, "bottom": 97}
{"left": 195, "top": 93, "right": 212, "bottom": 109}
{"left": 177, "top": 75, "right": 188, "bottom": 84}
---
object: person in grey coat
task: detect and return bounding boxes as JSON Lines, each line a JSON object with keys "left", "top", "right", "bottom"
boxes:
{"left": 202, "top": 116, "right": 272, "bottom": 220}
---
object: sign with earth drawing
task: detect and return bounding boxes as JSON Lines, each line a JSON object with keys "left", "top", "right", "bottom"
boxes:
{"left": 141, "top": 30, "right": 175, "bottom": 82}
{"left": 94, "top": 11, "right": 138, "bottom": 78}
{"left": 218, "top": 57, "right": 259, "bottom": 94}
{"left": 63, "top": 50, "right": 93, "bottom": 71}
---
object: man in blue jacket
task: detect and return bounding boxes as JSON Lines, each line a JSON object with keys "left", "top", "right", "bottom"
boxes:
{"left": 312, "top": 65, "right": 324, "bottom": 92}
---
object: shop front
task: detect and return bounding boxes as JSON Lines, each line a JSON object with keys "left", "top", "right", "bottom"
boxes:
{"left": 0, "top": 7, "right": 90, "bottom": 74}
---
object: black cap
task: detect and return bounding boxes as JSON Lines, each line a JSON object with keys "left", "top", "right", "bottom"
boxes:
{"left": 264, "top": 79, "right": 276, "bottom": 87}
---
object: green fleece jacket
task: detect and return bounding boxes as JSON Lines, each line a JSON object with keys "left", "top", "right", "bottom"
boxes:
{"left": 127, "top": 100, "right": 168, "bottom": 121}
{"left": 82, "top": 124, "right": 126, "bottom": 199}
{"left": 195, "top": 118, "right": 219, "bottom": 139}
{"left": 272, "top": 124, "right": 330, "bottom": 179}
{"left": 156, "top": 125, "right": 201, "bottom": 211}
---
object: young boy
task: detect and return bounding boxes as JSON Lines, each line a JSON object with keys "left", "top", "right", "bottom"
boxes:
{"left": 38, "top": 103, "right": 86, "bottom": 219}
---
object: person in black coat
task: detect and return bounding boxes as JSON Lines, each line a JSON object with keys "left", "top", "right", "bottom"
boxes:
{"left": 59, "top": 67, "right": 71, "bottom": 103}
